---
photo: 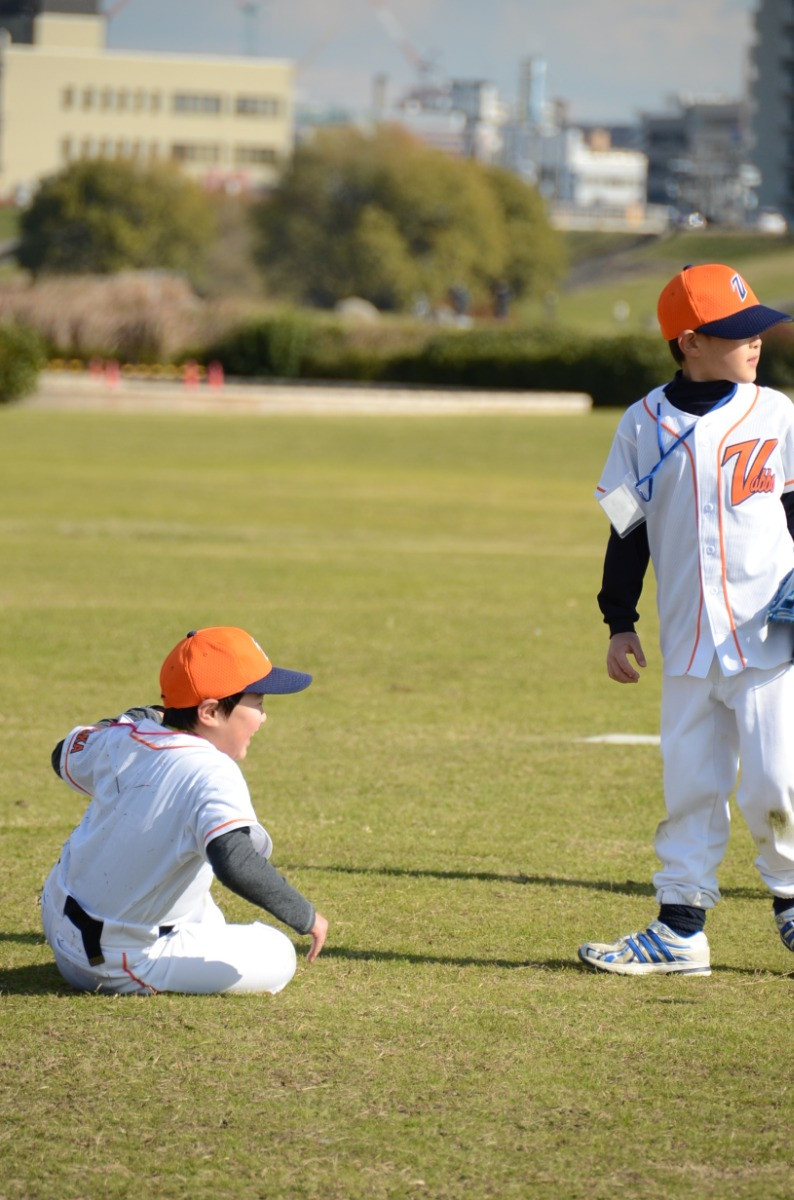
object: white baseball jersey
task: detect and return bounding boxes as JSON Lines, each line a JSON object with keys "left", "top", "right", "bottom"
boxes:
{"left": 52, "top": 714, "right": 273, "bottom": 929}
{"left": 596, "top": 382, "right": 794, "bottom": 677}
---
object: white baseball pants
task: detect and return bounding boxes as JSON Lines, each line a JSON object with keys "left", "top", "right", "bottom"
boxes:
{"left": 41, "top": 869, "right": 297, "bottom": 996}
{"left": 654, "top": 658, "right": 794, "bottom": 908}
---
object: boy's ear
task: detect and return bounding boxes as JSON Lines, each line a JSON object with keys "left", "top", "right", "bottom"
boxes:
{"left": 677, "top": 330, "right": 699, "bottom": 357}
{"left": 196, "top": 698, "right": 221, "bottom": 727}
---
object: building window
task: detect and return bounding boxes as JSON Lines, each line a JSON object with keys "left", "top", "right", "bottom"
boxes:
{"left": 150, "top": 92, "right": 161, "bottom": 112}
{"left": 116, "top": 90, "right": 130, "bottom": 111}
{"left": 172, "top": 93, "right": 223, "bottom": 114}
{"left": 234, "top": 145, "right": 278, "bottom": 164}
{"left": 81, "top": 88, "right": 96, "bottom": 111}
{"left": 61, "top": 86, "right": 74, "bottom": 110}
{"left": 100, "top": 87, "right": 114, "bottom": 110}
{"left": 235, "top": 95, "right": 281, "bottom": 117}
{"left": 60, "top": 136, "right": 74, "bottom": 163}
{"left": 171, "top": 143, "right": 221, "bottom": 163}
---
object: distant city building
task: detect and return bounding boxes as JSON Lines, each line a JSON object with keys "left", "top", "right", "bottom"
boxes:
{"left": 450, "top": 79, "right": 503, "bottom": 160}
{"left": 382, "top": 77, "right": 504, "bottom": 162}
{"left": 641, "top": 97, "right": 757, "bottom": 225}
{"left": 516, "top": 56, "right": 549, "bottom": 130}
{"left": 389, "top": 103, "right": 469, "bottom": 157}
{"left": 500, "top": 57, "right": 656, "bottom": 230}
{"left": 0, "top": 0, "right": 294, "bottom": 200}
{"left": 502, "top": 124, "right": 652, "bottom": 229}
{"left": 384, "top": 83, "right": 466, "bottom": 156}
{"left": 749, "top": 0, "right": 794, "bottom": 217}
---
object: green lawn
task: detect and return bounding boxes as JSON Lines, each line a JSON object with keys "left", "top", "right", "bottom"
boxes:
{"left": 1, "top": 406, "right": 791, "bottom": 1200}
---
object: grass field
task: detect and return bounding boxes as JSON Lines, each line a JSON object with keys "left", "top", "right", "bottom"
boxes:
{"left": 1, "top": 405, "right": 792, "bottom": 1200}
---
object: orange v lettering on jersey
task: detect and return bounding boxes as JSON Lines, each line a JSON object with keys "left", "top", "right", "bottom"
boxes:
{"left": 721, "top": 438, "right": 778, "bottom": 505}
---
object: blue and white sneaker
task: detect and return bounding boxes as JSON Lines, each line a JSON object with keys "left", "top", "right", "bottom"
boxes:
{"left": 775, "top": 906, "right": 794, "bottom": 953}
{"left": 578, "top": 919, "right": 711, "bottom": 976}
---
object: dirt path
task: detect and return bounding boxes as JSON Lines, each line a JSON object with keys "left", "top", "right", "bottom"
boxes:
{"left": 21, "top": 371, "right": 592, "bottom": 416}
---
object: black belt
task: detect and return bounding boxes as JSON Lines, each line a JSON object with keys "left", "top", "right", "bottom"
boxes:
{"left": 64, "top": 896, "right": 174, "bottom": 966}
{"left": 64, "top": 895, "right": 104, "bottom": 965}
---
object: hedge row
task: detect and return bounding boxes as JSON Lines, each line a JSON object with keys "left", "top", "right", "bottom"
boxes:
{"left": 202, "top": 313, "right": 794, "bottom": 408}
{"left": 10, "top": 308, "right": 794, "bottom": 409}
{"left": 381, "top": 329, "right": 674, "bottom": 409}
{"left": 0, "top": 323, "right": 46, "bottom": 404}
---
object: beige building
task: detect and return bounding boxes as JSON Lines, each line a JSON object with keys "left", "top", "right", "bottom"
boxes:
{"left": 0, "top": 2, "right": 295, "bottom": 201}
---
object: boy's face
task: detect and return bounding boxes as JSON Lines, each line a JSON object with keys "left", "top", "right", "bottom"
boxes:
{"left": 199, "top": 693, "right": 266, "bottom": 761}
{"left": 680, "top": 331, "right": 762, "bottom": 383}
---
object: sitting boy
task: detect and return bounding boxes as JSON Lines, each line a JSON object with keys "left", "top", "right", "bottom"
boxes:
{"left": 42, "top": 626, "right": 328, "bottom": 995}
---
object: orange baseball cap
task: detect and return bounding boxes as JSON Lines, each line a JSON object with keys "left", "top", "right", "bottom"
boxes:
{"left": 160, "top": 627, "right": 312, "bottom": 708}
{"left": 657, "top": 263, "right": 791, "bottom": 340}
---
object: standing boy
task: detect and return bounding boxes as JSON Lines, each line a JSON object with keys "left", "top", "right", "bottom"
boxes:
{"left": 579, "top": 264, "right": 794, "bottom": 975}
{"left": 42, "top": 626, "right": 328, "bottom": 995}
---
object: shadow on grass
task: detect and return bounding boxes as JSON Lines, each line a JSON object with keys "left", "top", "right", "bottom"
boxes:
{"left": 0, "top": 946, "right": 783, "bottom": 993}
{"left": 0, "top": 930, "right": 71, "bottom": 995}
{"left": 295, "top": 864, "right": 768, "bottom": 902}
{"left": 0, "top": 930, "right": 45, "bottom": 945}
{"left": 0, "top": 962, "right": 72, "bottom": 995}
{"left": 322, "top": 945, "right": 573, "bottom": 970}
{"left": 322, "top": 945, "right": 783, "bottom": 977}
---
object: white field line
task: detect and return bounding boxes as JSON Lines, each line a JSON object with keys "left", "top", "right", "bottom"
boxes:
{"left": 579, "top": 734, "right": 661, "bottom": 745}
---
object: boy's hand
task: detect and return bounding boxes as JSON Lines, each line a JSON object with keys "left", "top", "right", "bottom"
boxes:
{"left": 606, "top": 632, "right": 647, "bottom": 683}
{"left": 306, "top": 913, "right": 328, "bottom": 963}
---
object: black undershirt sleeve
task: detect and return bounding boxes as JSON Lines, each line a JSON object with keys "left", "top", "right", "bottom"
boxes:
{"left": 51, "top": 740, "right": 65, "bottom": 776}
{"left": 206, "top": 827, "right": 315, "bottom": 935}
{"left": 597, "top": 522, "right": 651, "bottom": 636}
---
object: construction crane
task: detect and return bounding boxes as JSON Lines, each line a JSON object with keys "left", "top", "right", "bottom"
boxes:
{"left": 366, "top": 0, "right": 437, "bottom": 86}
{"left": 295, "top": 18, "right": 350, "bottom": 75}
{"left": 103, "top": 0, "right": 135, "bottom": 18}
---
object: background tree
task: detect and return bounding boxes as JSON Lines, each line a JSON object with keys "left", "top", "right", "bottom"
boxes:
{"left": 250, "top": 125, "right": 564, "bottom": 312}
{"left": 478, "top": 164, "right": 568, "bottom": 304}
{"left": 16, "top": 160, "right": 216, "bottom": 283}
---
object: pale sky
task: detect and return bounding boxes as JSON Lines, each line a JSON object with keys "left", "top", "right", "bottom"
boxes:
{"left": 105, "top": 0, "right": 759, "bottom": 123}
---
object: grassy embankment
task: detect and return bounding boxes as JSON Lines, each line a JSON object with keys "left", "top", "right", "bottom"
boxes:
{"left": 545, "top": 229, "right": 794, "bottom": 335}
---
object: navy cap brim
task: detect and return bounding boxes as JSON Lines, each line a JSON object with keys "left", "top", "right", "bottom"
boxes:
{"left": 244, "top": 667, "right": 313, "bottom": 695}
{"left": 697, "top": 304, "right": 792, "bottom": 338}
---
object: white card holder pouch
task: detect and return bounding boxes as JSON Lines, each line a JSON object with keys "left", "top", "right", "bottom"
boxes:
{"left": 597, "top": 474, "right": 646, "bottom": 537}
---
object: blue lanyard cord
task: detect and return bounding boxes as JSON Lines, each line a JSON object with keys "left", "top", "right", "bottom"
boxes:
{"left": 634, "top": 387, "right": 736, "bottom": 503}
